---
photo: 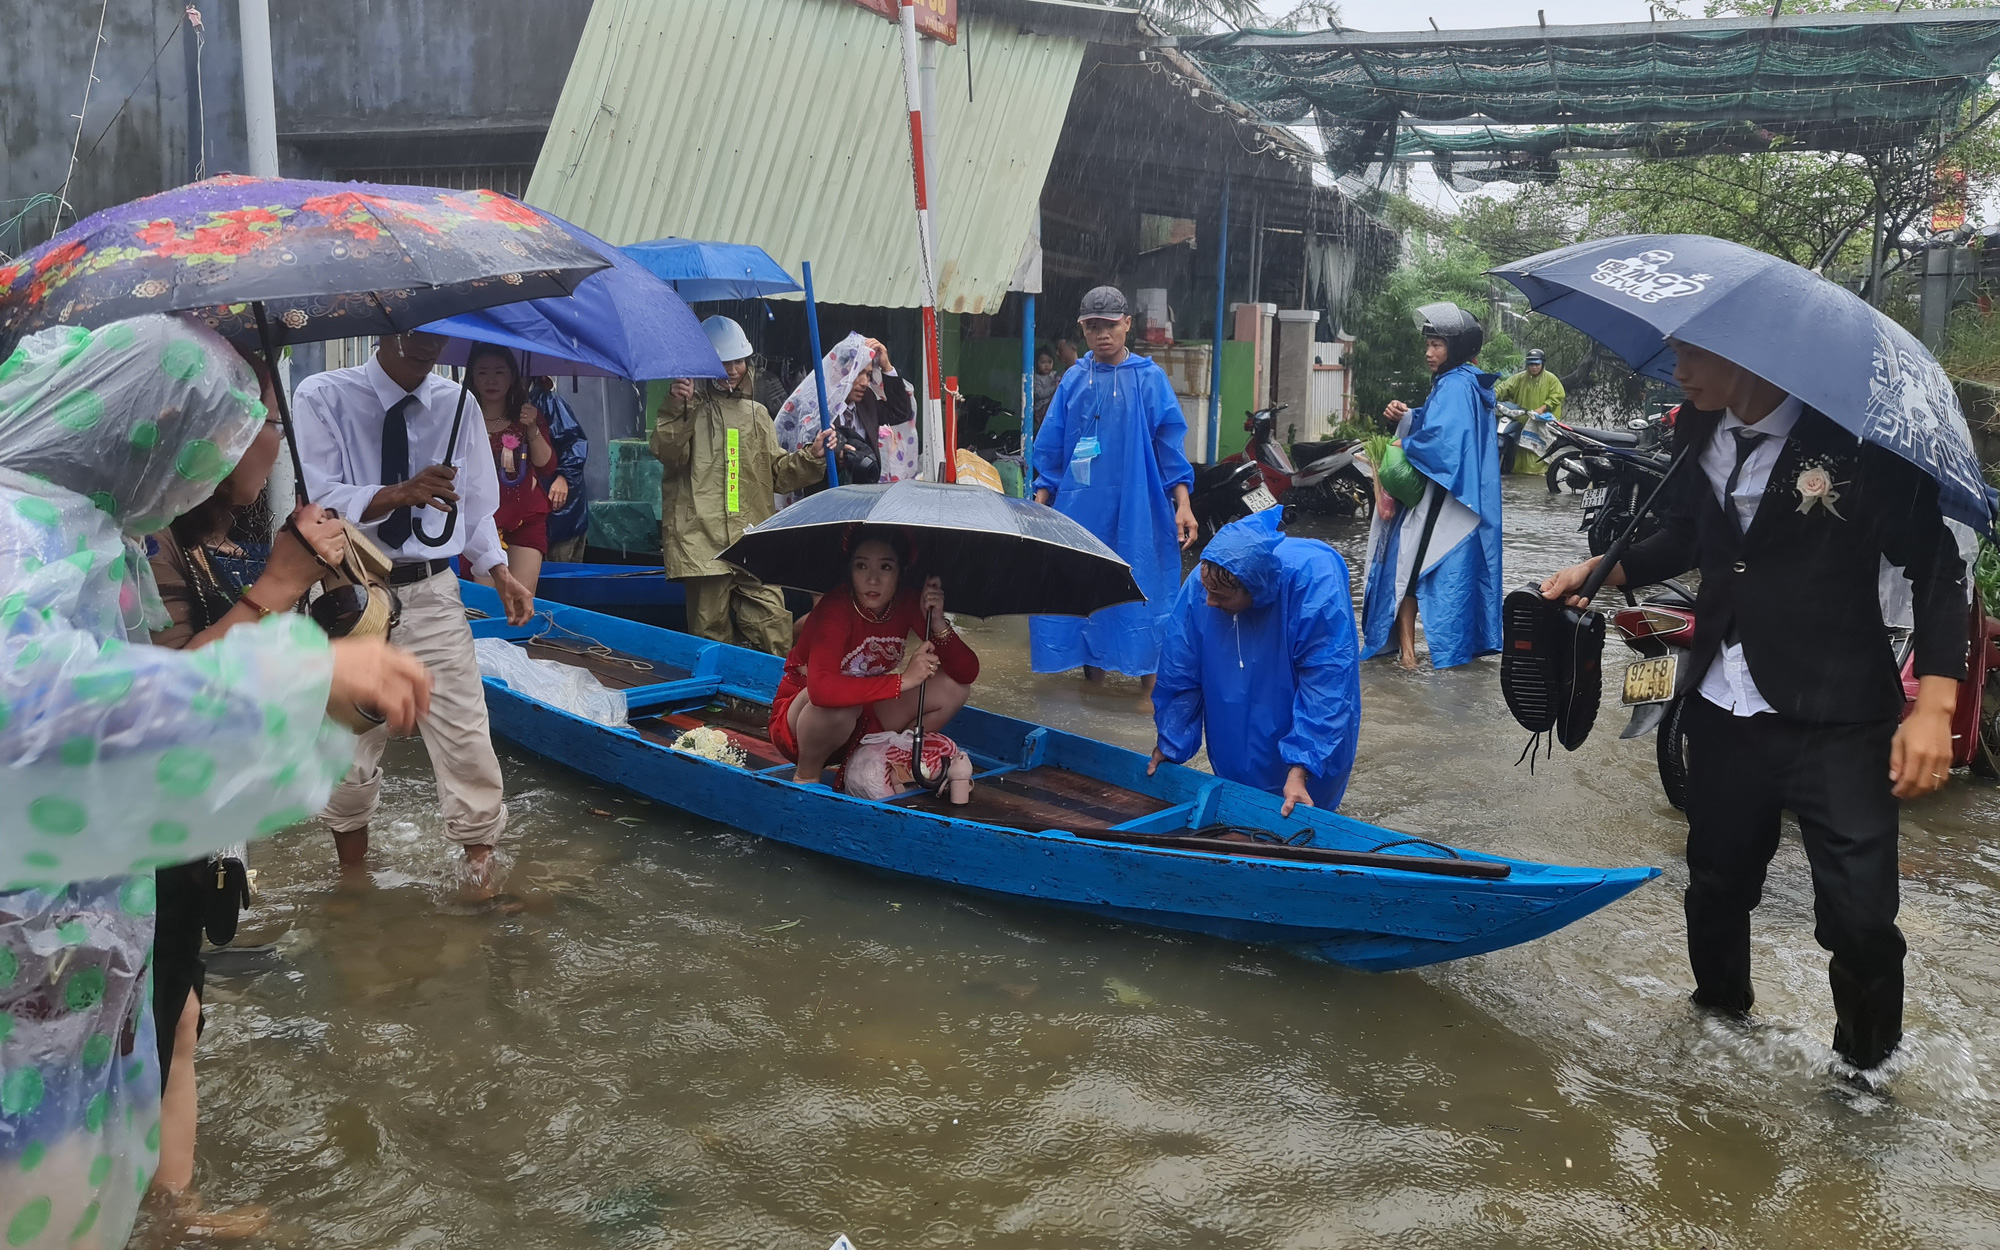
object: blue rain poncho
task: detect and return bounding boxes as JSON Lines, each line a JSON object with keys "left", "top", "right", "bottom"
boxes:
{"left": 1154, "top": 509, "right": 1361, "bottom": 809}
{"left": 1029, "top": 352, "right": 1194, "bottom": 676}
{"left": 533, "top": 385, "right": 590, "bottom": 546}
{"left": 1361, "top": 362, "right": 1504, "bottom": 669}
{"left": 0, "top": 316, "right": 352, "bottom": 1246}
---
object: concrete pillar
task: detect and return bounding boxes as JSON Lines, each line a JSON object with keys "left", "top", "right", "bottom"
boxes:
{"left": 1274, "top": 310, "right": 1320, "bottom": 440}
{"left": 237, "top": 0, "right": 279, "bottom": 177}
{"left": 1229, "top": 301, "right": 1277, "bottom": 409}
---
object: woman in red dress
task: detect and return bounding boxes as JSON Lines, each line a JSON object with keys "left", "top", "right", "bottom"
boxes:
{"left": 470, "top": 343, "right": 556, "bottom": 593}
{"left": 771, "top": 526, "right": 980, "bottom": 783}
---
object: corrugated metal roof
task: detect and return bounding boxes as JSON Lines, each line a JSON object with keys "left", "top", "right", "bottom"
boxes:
{"left": 526, "top": 0, "right": 1088, "bottom": 313}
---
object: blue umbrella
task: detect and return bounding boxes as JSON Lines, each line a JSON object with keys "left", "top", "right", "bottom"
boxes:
{"left": 1493, "top": 234, "right": 1998, "bottom": 533}
{"left": 620, "top": 237, "right": 802, "bottom": 301}
{"left": 421, "top": 220, "right": 723, "bottom": 380}
{"left": 434, "top": 326, "right": 618, "bottom": 377}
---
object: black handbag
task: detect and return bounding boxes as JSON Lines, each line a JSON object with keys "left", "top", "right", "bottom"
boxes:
{"left": 202, "top": 850, "right": 250, "bottom": 946}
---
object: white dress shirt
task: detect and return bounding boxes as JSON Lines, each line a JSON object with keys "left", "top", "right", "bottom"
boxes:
{"left": 1695, "top": 395, "right": 1802, "bottom": 716}
{"left": 292, "top": 356, "right": 505, "bottom": 575}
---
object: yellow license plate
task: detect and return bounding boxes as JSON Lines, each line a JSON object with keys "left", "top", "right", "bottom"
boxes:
{"left": 1622, "top": 655, "right": 1678, "bottom": 705}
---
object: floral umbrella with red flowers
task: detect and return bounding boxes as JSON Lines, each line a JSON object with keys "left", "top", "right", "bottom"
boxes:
{"left": 0, "top": 175, "right": 607, "bottom": 351}
{"left": 0, "top": 176, "right": 608, "bottom": 527}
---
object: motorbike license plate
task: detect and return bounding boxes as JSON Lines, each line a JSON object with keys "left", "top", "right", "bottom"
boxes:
{"left": 1580, "top": 487, "right": 1609, "bottom": 509}
{"left": 1244, "top": 484, "right": 1279, "bottom": 512}
{"left": 1621, "top": 655, "right": 1679, "bottom": 705}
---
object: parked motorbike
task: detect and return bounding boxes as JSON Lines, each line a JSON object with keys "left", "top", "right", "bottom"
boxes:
{"left": 1189, "top": 456, "right": 1285, "bottom": 542}
{"left": 1612, "top": 579, "right": 2000, "bottom": 810}
{"left": 1230, "top": 403, "right": 1370, "bottom": 517}
{"left": 1571, "top": 434, "right": 1675, "bottom": 557}
{"left": 1606, "top": 582, "right": 1700, "bottom": 810}
{"left": 1496, "top": 401, "right": 1558, "bottom": 474}
{"left": 955, "top": 395, "right": 1020, "bottom": 456}
{"left": 1542, "top": 410, "right": 1675, "bottom": 494}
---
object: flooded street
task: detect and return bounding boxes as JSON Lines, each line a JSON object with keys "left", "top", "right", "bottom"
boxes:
{"left": 145, "top": 481, "right": 2000, "bottom": 1249}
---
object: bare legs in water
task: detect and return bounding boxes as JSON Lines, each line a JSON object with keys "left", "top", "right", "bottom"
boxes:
{"left": 148, "top": 988, "right": 270, "bottom": 1238}
{"left": 1395, "top": 596, "right": 1420, "bottom": 670}
{"left": 1082, "top": 666, "right": 1157, "bottom": 699}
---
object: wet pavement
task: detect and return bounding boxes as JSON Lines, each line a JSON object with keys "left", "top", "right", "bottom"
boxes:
{"left": 140, "top": 481, "right": 2000, "bottom": 1248}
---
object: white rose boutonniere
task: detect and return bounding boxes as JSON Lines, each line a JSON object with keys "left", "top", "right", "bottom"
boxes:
{"left": 1794, "top": 461, "right": 1843, "bottom": 518}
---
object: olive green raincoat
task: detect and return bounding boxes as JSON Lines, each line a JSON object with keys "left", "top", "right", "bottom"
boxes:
{"left": 647, "top": 369, "right": 824, "bottom": 579}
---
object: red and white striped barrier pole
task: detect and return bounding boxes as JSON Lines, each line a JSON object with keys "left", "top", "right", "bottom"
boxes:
{"left": 897, "top": 0, "right": 951, "bottom": 481}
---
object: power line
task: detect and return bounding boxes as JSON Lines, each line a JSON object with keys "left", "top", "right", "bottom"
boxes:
{"left": 76, "top": 13, "right": 190, "bottom": 169}
{"left": 190, "top": 6, "right": 209, "bottom": 179}
{"left": 53, "top": 0, "right": 115, "bottom": 241}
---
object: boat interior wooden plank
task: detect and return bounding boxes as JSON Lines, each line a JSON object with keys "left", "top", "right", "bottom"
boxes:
{"left": 897, "top": 782, "right": 1086, "bottom": 831}
{"left": 634, "top": 708, "right": 793, "bottom": 769}
{"left": 522, "top": 639, "right": 684, "bottom": 689}
{"left": 889, "top": 765, "right": 1164, "bottom": 832}
{"left": 625, "top": 677, "right": 725, "bottom": 714}
{"left": 1017, "top": 767, "right": 1172, "bottom": 811}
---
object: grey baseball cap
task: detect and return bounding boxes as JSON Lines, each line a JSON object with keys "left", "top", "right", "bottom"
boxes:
{"left": 1078, "top": 286, "right": 1129, "bottom": 321}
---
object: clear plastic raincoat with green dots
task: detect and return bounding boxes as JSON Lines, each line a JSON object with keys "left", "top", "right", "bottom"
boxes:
{"left": 0, "top": 315, "right": 352, "bottom": 1245}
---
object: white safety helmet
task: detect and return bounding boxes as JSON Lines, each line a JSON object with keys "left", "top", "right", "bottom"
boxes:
{"left": 701, "top": 315, "right": 753, "bottom": 363}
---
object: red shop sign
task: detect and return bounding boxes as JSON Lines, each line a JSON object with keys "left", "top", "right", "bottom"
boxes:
{"left": 851, "top": 0, "right": 958, "bottom": 45}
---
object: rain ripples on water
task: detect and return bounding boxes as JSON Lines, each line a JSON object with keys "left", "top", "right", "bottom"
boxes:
{"left": 141, "top": 483, "right": 2000, "bottom": 1248}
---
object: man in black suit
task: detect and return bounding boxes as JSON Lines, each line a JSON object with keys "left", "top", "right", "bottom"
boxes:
{"left": 1541, "top": 340, "right": 1966, "bottom": 1071}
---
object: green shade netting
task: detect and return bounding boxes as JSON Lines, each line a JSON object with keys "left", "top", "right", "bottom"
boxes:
{"left": 1185, "top": 13, "right": 2000, "bottom": 171}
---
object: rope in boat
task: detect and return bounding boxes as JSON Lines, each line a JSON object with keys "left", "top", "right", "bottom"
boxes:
{"left": 462, "top": 605, "right": 656, "bottom": 674}
{"left": 522, "top": 610, "right": 656, "bottom": 675}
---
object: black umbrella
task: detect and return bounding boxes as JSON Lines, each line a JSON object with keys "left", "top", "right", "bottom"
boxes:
{"left": 717, "top": 480, "right": 1143, "bottom": 619}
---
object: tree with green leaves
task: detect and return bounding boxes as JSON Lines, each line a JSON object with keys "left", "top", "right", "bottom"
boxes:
{"left": 1538, "top": 0, "right": 2000, "bottom": 293}
{"left": 1347, "top": 231, "right": 1519, "bottom": 424}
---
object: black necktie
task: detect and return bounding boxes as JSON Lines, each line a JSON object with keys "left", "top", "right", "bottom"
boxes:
{"left": 1721, "top": 427, "right": 1762, "bottom": 537}
{"left": 378, "top": 394, "right": 417, "bottom": 547}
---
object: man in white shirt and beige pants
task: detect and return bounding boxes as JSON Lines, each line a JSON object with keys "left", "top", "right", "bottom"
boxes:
{"left": 295, "top": 331, "right": 536, "bottom": 881}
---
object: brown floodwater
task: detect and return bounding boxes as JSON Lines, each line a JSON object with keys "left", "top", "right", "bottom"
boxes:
{"left": 137, "top": 482, "right": 2000, "bottom": 1248}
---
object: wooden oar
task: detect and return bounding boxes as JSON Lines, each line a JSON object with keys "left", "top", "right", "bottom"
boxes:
{"left": 1080, "top": 828, "right": 1512, "bottom": 879}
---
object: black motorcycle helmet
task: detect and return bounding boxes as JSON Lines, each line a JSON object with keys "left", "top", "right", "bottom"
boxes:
{"left": 1525, "top": 348, "right": 1546, "bottom": 367}
{"left": 1415, "top": 302, "right": 1484, "bottom": 371}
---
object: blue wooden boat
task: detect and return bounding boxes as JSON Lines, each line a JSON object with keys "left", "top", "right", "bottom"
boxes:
{"left": 535, "top": 562, "right": 686, "bottom": 614}
{"left": 463, "top": 586, "right": 1660, "bottom": 972}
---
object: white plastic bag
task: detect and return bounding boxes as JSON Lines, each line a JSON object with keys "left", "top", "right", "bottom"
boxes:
{"left": 474, "top": 638, "right": 628, "bottom": 727}
{"left": 844, "top": 729, "right": 971, "bottom": 801}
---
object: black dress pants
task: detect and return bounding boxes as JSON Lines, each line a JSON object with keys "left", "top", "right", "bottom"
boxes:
{"left": 1681, "top": 696, "right": 1907, "bottom": 1069}
{"left": 153, "top": 859, "right": 208, "bottom": 1084}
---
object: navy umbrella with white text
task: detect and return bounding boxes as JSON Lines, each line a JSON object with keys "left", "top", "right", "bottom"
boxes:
{"left": 1492, "top": 233, "right": 1998, "bottom": 534}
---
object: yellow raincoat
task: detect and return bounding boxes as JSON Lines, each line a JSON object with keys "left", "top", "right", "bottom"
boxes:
{"left": 1493, "top": 366, "right": 1565, "bottom": 419}
{"left": 647, "top": 369, "right": 825, "bottom": 579}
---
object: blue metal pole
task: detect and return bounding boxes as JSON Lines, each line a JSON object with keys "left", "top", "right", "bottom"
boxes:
{"left": 803, "top": 261, "right": 838, "bottom": 490}
{"left": 1020, "top": 293, "right": 1037, "bottom": 454}
{"left": 1207, "top": 177, "right": 1230, "bottom": 465}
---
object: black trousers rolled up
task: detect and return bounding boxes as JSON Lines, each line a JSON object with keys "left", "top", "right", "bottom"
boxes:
{"left": 1681, "top": 696, "right": 1907, "bottom": 1068}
